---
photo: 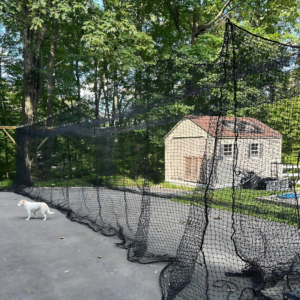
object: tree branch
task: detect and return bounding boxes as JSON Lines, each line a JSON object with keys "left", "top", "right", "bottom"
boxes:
{"left": 164, "top": 0, "right": 182, "bottom": 33}
{"left": 209, "top": 0, "right": 233, "bottom": 26}
{"left": 1, "top": 11, "right": 28, "bottom": 28}
{"left": 1, "top": 1, "right": 29, "bottom": 27}
{"left": 198, "top": 0, "right": 233, "bottom": 34}
{"left": 54, "top": 60, "right": 64, "bottom": 67}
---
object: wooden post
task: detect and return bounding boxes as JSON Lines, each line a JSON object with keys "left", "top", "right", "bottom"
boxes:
{"left": 2, "top": 128, "right": 17, "bottom": 147}
{"left": 37, "top": 137, "right": 49, "bottom": 150}
{"left": 0, "top": 127, "right": 18, "bottom": 179}
{"left": 0, "top": 126, "right": 17, "bottom": 129}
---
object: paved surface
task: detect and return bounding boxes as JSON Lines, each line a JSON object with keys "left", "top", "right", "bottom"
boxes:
{"left": 2, "top": 188, "right": 299, "bottom": 300}
{"left": 0, "top": 192, "right": 166, "bottom": 300}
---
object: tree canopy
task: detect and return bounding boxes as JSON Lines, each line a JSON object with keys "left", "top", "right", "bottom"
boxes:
{"left": 0, "top": 0, "right": 300, "bottom": 181}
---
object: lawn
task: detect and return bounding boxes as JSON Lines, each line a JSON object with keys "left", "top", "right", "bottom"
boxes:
{"left": 33, "top": 177, "right": 196, "bottom": 189}
{"left": 0, "top": 179, "right": 13, "bottom": 188}
{"left": 33, "top": 176, "right": 155, "bottom": 188}
{"left": 171, "top": 187, "right": 300, "bottom": 226}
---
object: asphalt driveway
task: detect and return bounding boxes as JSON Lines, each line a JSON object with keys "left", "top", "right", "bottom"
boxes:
{"left": 0, "top": 191, "right": 166, "bottom": 300}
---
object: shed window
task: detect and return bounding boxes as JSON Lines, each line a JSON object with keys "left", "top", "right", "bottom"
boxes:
{"left": 223, "top": 144, "right": 233, "bottom": 158}
{"left": 250, "top": 143, "right": 259, "bottom": 157}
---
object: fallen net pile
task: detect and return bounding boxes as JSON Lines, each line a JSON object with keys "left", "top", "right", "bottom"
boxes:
{"left": 13, "top": 20, "right": 300, "bottom": 299}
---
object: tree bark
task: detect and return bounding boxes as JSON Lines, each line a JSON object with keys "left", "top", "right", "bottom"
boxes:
{"left": 75, "top": 48, "right": 81, "bottom": 122}
{"left": 36, "top": 50, "right": 44, "bottom": 108}
{"left": 5, "top": 137, "right": 9, "bottom": 179}
{"left": 19, "top": 27, "right": 36, "bottom": 185}
{"left": 191, "top": 12, "right": 200, "bottom": 45}
{"left": 45, "top": 19, "right": 58, "bottom": 180}
{"left": 94, "top": 59, "right": 102, "bottom": 120}
{"left": 102, "top": 60, "right": 110, "bottom": 125}
{"left": 113, "top": 69, "right": 118, "bottom": 126}
{"left": 22, "top": 27, "right": 36, "bottom": 126}
{"left": 47, "top": 19, "right": 57, "bottom": 127}
{"left": 15, "top": 4, "right": 47, "bottom": 186}
{"left": 164, "top": 0, "right": 182, "bottom": 33}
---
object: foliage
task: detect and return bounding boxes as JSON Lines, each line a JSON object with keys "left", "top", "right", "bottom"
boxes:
{"left": 0, "top": 179, "right": 13, "bottom": 188}
{"left": 236, "top": 97, "right": 300, "bottom": 164}
{"left": 1, "top": 0, "right": 300, "bottom": 183}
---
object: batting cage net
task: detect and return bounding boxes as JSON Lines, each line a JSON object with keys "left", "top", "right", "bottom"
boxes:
{"left": 13, "top": 20, "right": 300, "bottom": 299}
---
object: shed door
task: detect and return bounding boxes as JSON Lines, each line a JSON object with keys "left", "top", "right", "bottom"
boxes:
{"left": 185, "top": 157, "right": 203, "bottom": 182}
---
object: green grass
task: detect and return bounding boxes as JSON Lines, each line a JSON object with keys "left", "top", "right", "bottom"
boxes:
{"left": 34, "top": 178, "right": 93, "bottom": 188}
{"left": 33, "top": 178, "right": 197, "bottom": 189}
{"left": 33, "top": 176, "right": 156, "bottom": 188}
{"left": 155, "top": 181, "right": 195, "bottom": 191}
{"left": 171, "top": 188, "right": 300, "bottom": 226}
{"left": 0, "top": 179, "right": 13, "bottom": 188}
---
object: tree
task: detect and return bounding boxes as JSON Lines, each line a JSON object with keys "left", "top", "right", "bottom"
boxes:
{"left": 82, "top": 4, "right": 156, "bottom": 122}
{"left": 0, "top": 25, "right": 22, "bottom": 180}
{"left": 1, "top": 0, "right": 300, "bottom": 186}
{"left": 0, "top": 0, "right": 92, "bottom": 184}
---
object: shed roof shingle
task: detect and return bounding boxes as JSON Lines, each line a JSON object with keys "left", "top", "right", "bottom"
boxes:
{"left": 186, "top": 115, "right": 282, "bottom": 138}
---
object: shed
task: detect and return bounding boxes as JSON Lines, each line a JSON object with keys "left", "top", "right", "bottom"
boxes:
{"left": 164, "top": 115, "right": 282, "bottom": 189}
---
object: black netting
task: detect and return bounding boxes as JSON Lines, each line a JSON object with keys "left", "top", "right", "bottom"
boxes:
{"left": 12, "top": 20, "right": 300, "bottom": 299}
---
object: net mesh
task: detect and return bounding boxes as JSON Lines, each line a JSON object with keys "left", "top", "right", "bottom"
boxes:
{"left": 12, "top": 20, "right": 300, "bottom": 299}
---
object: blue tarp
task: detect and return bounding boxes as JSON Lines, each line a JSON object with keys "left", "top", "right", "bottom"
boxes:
{"left": 277, "top": 193, "right": 299, "bottom": 199}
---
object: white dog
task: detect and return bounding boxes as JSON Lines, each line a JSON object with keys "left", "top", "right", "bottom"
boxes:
{"left": 18, "top": 200, "right": 55, "bottom": 221}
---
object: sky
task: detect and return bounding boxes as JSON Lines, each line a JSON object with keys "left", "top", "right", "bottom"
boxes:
{"left": 95, "top": 0, "right": 103, "bottom": 9}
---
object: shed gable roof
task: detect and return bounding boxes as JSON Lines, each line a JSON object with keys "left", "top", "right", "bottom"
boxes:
{"left": 165, "top": 115, "right": 282, "bottom": 139}
{"left": 187, "top": 115, "right": 282, "bottom": 138}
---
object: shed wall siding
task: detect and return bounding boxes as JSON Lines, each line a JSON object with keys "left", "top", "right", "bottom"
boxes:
{"left": 165, "top": 119, "right": 282, "bottom": 187}
{"left": 165, "top": 119, "right": 208, "bottom": 182}
{"left": 212, "top": 138, "right": 282, "bottom": 186}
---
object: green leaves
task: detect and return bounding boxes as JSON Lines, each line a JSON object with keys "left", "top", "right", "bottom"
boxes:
{"left": 82, "top": 9, "right": 156, "bottom": 70}
{"left": 30, "top": 17, "right": 44, "bottom": 30}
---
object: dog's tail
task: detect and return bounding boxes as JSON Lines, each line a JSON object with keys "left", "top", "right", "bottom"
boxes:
{"left": 47, "top": 208, "right": 55, "bottom": 214}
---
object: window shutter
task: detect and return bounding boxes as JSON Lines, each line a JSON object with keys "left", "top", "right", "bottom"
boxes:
{"left": 259, "top": 143, "right": 263, "bottom": 158}
{"left": 220, "top": 144, "right": 224, "bottom": 160}
{"left": 248, "top": 143, "right": 251, "bottom": 158}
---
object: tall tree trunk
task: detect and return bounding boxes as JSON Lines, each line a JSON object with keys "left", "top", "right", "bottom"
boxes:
{"left": 191, "top": 12, "right": 200, "bottom": 45}
{"left": 22, "top": 28, "right": 36, "bottom": 126}
{"left": 76, "top": 58, "right": 80, "bottom": 103}
{"left": 36, "top": 50, "right": 44, "bottom": 108}
{"left": 185, "top": 10, "right": 201, "bottom": 111}
{"left": 47, "top": 20, "right": 57, "bottom": 126}
{"left": 5, "top": 137, "right": 9, "bottom": 179}
{"left": 102, "top": 60, "right": 110, "bottom": 125}
{"left": 45, "top": 19, "right": 58, "bottom": 180}
{"left": 94, "top": 59, "right": 101, "bottom": 120}
{"left": 75, "top": 44, "right": 81, "bottom": 122}
{"left": 113, "top": 69, "right": 118, "bottom": 126}
{"left": 75, "top": 43, "right": 82, "bottom": 169}
{"left": 19, "top": 27, "right": 36, "bottom": 185}
{"left": 14, "top": 6, "right": 47, "bottom": 186}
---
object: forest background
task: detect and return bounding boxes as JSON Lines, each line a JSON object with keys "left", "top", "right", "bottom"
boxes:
{"left": 0, "top": 0, "right": 300, "bottom": 186}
